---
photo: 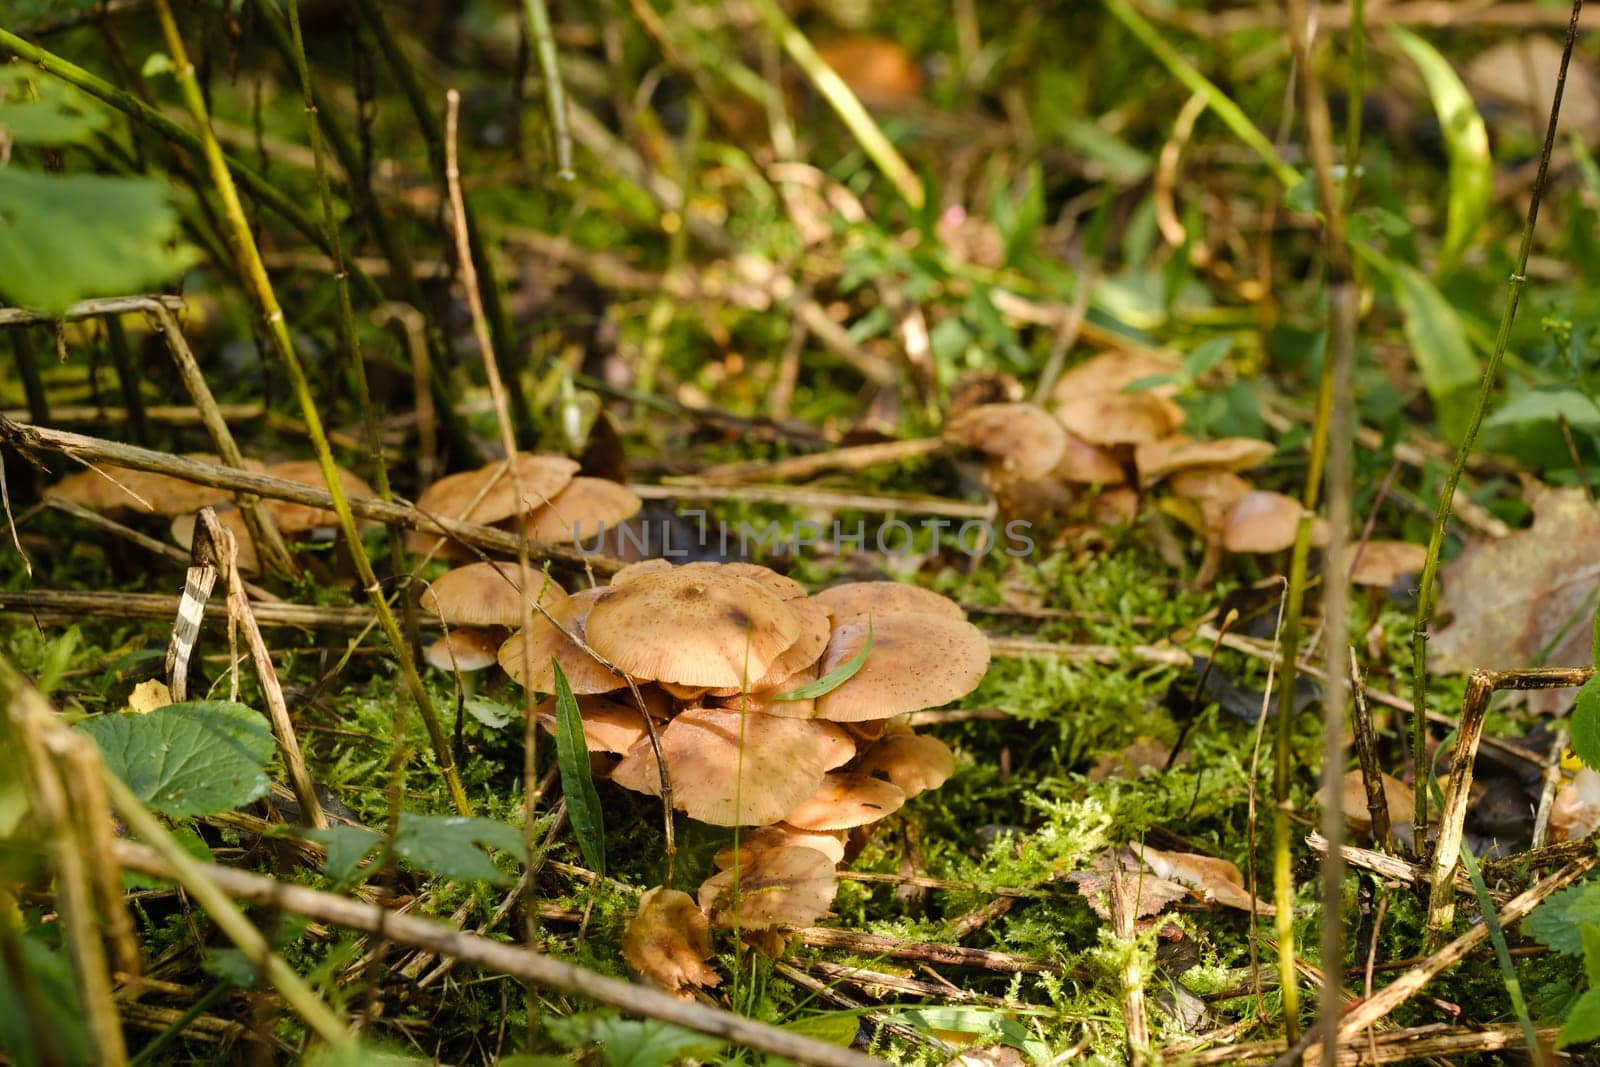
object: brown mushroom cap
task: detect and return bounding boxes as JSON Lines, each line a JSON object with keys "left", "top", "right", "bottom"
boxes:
{"left": 610, "top": 558, "right": 674, "bottom": 586}
{"left": 1054, "top": 390, "right": 1187, "bottom": 446}
{"left": 1349, "top": 540, "right": 1428, "bottom": 588}
{"left": 414, "top": 453, "right": 580, "bottom": 529}
{"left": 170, "top": 508, "right": 260, "bottom": 575}
{"left": 610, "top": 706, "right": 841, "bottom": 826}
{"left": 1053, "top": 431, "right": 1127, "bottom": 485}
{"left": 261, "top": 459, "right": 378, "bottom": 532}
{"left": 813, "top": 613, "right": 990, "bottom": 722}
{"left": 423, "top": 628, "right": 500, "bottom": 673}
{"left": 1049, "top": 350, "right": 1183, "bottom": 404}
{"left": 54, "top": 454, "right": 256, "bottom": 515}
{"left": 1222, "top": 491, "right": 1329, "bottom": 553}
{"left": 623, "top": 887, "right": 721, "bottom": 993}
{"left": 711, "top": 596, "right": 831, "bottom": 696}
{"left": 421, "top": 561, "right": 569, "bottom": 627}
{"left": 1134, "top": 435, "right": 1275, "bottom": 488}
{"left": 719, "top": 662, "right": 818, "bottom": 717}
{"left": 782, "top": 773, "right": 906, "bottom": 830}
{"left": 698, "top": 845, "right": 838, "bottom": 929}
{"left": 514, "top": 477, "right": 643, "bottom": 543}
{"left": 584, "top": 570, "right": 801, "bottom": 688}
{"left": 534, "top": 693, "right": 655, "bottom": 754}
{"left": 714, "top": 824, "right": 848, "bottom": 868}
{"left": 498, "top": 587, "right": 626, "bottom": 694}
{"left": 811, "top": 581, "right": 965, "bottom": 625}
{"left": 943, "top": 402, "right": 1068, "bottom": 482}
{"left": 854, "top": 732, "right": 955, "bottom": 796}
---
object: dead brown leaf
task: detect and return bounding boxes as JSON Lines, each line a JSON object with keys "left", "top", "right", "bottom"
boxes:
{"left": 1432, "top": 487, "right": 1600, "bottom": 709}
{"left": 1133, "top": 843, "right": 1274, "bottom": 915}
{"left": 621, "top": 887, "right": 721, "bottom": 995}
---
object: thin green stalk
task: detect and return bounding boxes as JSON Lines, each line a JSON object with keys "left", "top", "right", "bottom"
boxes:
{"left": 9, "top": 328, "right": 49, "bottom": 427}
{"left": 0, "top": 27, "right": 381, "bottom": 306}
{"left": 1411, "top": 0, "right": 1583, "bottom": 841}
{"left": 1103, "top": 0, "right": 1300, "bottom": 190}
{"left": 153, "top": 0, "right": 472, "bottom": 817}
{"left": 349, "top": 0, "right": 536, "bottom": 447}
{"left": 1459, "top": 841, "right": 1545, "bottom": 1063}
{"left": 1341, "top": 0, "right": 1366, "bottom": 216}
{"left": 745, "top": 0, "right": 925, "bottom": 210}
{"left": 520, "top": 0, "right": 573, "bottom": 178}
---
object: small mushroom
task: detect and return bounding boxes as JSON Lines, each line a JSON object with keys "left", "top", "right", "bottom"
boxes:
{"left": 423, "top": 628, "right": 500, "bottom": 673}
{"left": 534, "top": 693, "right": 657, "bottom": 755}
{"left": 1053, "top": 431, "right": 1127, "bottom": 485}
{"left": 1054, "top": 390, "right": 1186, "bottom": 446}
{"left": 583, "top": 569, "right": 801, "bottom": 688}
{"left": 1222, "top": 491, "right": 1329, "bottom": 554}
{"left": 813, "top": 613, "right": 990, "bottom": 722}
{"left": 714, "top": 824, "right": 848, "bottom": 868}
{"left": 622, "top": 887, "right": 721, "bottom": 994}
{"left": 421, "top": 561, "right": 569, "bottom": 629}
{"left": 1134, "top": 435, "right": 1274, "bottom": 488}
{"left": 698, "top": 845, "right": 838, "bottom": 930}
{"left": 512, "top": 477, "right": 643, "bottom": 543}
{"left": 407, "top": 453, "right": 579, "bottom": 554}
{"left": 52, "top": 455, "right": 252, "bottom": 515}
{"left": 1048, "top": 350, "right": 1183, "bottom": 404}
{"left": 712, "top": 596, "right": 831, "bottom": 696}
{"left": 811, "top": 581, "right": 966, "bottom": 624}
{"left": 261, "top": 459, "right": 377, "bottom": 533}
{"left": 1348, "top": 540, "right": 1428, "bottom": 588}
{"left": 498, "top": 587, "right": 625, "bottom": 694}
{"left": 782, "top": 773, "right": 906, "bottom": 830}
{"left": 610, "top": 706, "right": 841, "bottom": 826}
{"left": 942, "top": 402, "right": 1068, "bottom": 482}
{"left": 854, "top": 732, "right": 955, "bottom": 796}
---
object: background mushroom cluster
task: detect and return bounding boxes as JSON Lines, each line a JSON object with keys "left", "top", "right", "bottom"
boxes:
{"left": 943, "top": 353, "right": 1420, "bottom": 586}
{"left": 491, "top": 560, "right": 989, "bottom": 991}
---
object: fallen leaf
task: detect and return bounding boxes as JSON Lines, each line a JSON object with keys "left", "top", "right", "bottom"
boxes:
{"left": 622, "top": 887, "right": 721, "bottom": 995}
{"left": 1335, "top": 769, "right": 1416, "bottom": 834}
{"left": 1550, "top": 767, "right": 1600, "bottom": 843}
{"left": 1133, "top": 843, "right": 1274, "bottom": 914}
{"left": 1432, "top": 487, "right": 1600, "bottom": 710}
{"left": 125, "top": 678, "right": 173, "bottom": 714}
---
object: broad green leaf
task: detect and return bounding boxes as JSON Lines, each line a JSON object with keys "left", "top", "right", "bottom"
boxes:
{"left": 1486, "top": 388, "right": 1600, "bottom": 432}
{"left": 1572, "top": 676, "right": 1600, "bottom": 771}
{"left": 1584, "top": 923, "right": 1600, "bottom": 986}
{"left": 1558, "top": 988, "right": 1600, "bottom": 1047}
{"left": 76, "top": 701, "right": 274, "bottom": 818}
{"left": 780, "top": 1012, "right": 862, "bottom": 1047}
{"left": 301, "top": 825, "right": 383, "bottom": 883}
{"left": 884, "top": 1006, "right": 1051, "bottom": 1062}
{"left": 1359, "top": 248, "right": 1480, "bottom": 442}
{"left": 464, "top": 694, "right": 516, "bottom": 729}
{"left": 1525, "top": 878, "right": 1600, "bottom": 956}
{"left": 0, "top": 66, "right": 107, "bottom": 145}
{"left": 304, "top": 1040, "right": 431, "bottom": 1067}
{"left": 582, "top": 1016, "right": 725, "bottom": 1067}
{"left": 391, "top": 814, "right": 524, "bottom": 886}
{"left": 0, "top": 169, "right": 199, "bottom": 315}
{"left": 1183, "top": 336, "right": 1233, "bottom": 379}
{"left": 1388, "top": 27, "right": 1491, "bottom": 272}
{"left": 774, "top": 618, "right": 873, "bottom": 700}
{"left": 552, "top": 660, "right": 607, "bottom": 877}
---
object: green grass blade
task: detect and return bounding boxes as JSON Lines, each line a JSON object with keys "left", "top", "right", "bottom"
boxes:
{"left": 1458, "top": 842, "right": 1545, "bottom": 1064}
{"left": 773, "top": 619, "right": 873, "bottom": 701}
{"left": 1388, "top": 27, "right": 1491, "bottom": 273}
{"left": 552, "top": 659, "right": 607, "bottom": 877}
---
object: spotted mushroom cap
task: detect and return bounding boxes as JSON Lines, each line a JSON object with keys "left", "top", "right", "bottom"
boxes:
{"left": 261, "top": 459, "right": 377, "bottom": 532}
{"left": 811, "top": 581, "right": 965, "bottom": 625}
{"left": 1222, "top": 490, "right": 1329, "bottom": 553}
{"left": 498, "top": 586, "right": 626, "bottom": 694}
{"left": 1054, "top": 390, "right": 1186, "bottom": 446}
{"left": 942, "top": 402, "right": 1069, "bottom": 482}
{"left": 514, "top": 477, "right": 642, "bottom": 543}
{"left": 698, "top": 845, "right": 838, "bottom": 930}
{"left": 54, "top": 454, "right": 257, "bottom": 515}
{"left": 781, "top": 773, "right": 906, "bottom": 830}
{"left": 1134, "top": 435, "right": 1275, "bottom": 488}
{"left": 583, "top": 569, "right": 801, "bottom": 688}
{"left": 854, "top": 732, "right": 955, "bottom": 796}
{"left": 421, "top": 561, "right": 569, "bottom": 628}
{"left": 423, "top": 628, "right": 500, "bottom": 673}
{"left": 813, "top": 613, "right": 990, "bottom": 722}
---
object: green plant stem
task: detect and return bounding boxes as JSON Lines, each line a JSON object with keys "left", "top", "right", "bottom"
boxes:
{"left": 1103, "top": 0, "right": 1300, "bottom": 190}
{"left": 520, "top": 0, "right": 573, "bottom": 178}
{"left": 0, "top": 27, "right": 382, "bottom": 307}
{"left": 1459, "top": 842, "right": 1545, "bottom": 1065}
{"left": 103, "top": 316, "right": 150, "bottom": 446}
{"left": 1410, "top": 0, "right": 1583, "bottom": 842}
{"left": 349, "top": 0, "right": 536, "bottom": 447}
{"left": 9, "top": 327, "right": 48, "bottom": 427}
{"left": 153, "top": 0, "right": 471, "bottom": 817}
{"left": 745, "top": 0, "right": 926, "bottom": 210}
{"left": 1342, "top": 0, "right": 1367, "bottom": 216}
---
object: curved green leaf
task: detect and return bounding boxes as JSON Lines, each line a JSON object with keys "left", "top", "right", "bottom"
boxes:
{"left": 76, "top": 701, "right": 274, "bottom": 819}
{"left": 774, "top": 618, "right": 873, "bottom": 701}
{"left": 552, "top": 659, "right": 607, "bottom": 876}
{"left": 1388, "top": 27, "right": 1490, "bottom": 273}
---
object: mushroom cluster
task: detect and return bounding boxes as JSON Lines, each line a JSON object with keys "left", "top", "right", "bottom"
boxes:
{"left": 495, "top": 562, "right": 987, "bottom": 990}
{"left": 942, "top": 351, "right": 1343, "bottom": 582}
